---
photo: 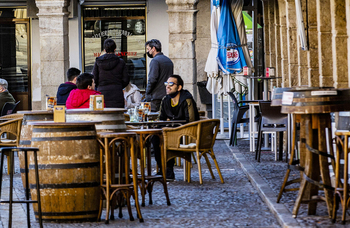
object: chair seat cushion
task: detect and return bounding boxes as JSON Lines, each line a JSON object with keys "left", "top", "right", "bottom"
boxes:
{"left": 179, "top": 143, "right": 197, "bottom": 149}
{"left": 0, "top": 139, "right": 16, "bottom": 144}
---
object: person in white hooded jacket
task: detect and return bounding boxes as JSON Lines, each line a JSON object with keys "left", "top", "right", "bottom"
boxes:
{"left": 123, "top": 83, "right": 142, "bottom": 109}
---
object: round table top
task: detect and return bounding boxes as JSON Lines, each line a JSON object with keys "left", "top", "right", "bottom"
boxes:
{"left": 66, "top": 108, "right": 127, "bottom": 114}
{"left": 28, "top": 121, "right": 101, "bottom": 126}
{"left": 17, "top": 110, "right": 53, "bottom": 115}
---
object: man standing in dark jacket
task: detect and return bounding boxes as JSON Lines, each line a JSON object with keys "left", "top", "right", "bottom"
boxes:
{"left": 154, "top": 74, "right": 199, "bottom": 180}
{"left": 92, "top": 39, "right": 129, "bottom": 108}
{"left": 56, "top": 67, "right": 81, "bottom": 105}
{"left": 145, "top": 39, "right": 173, "bottom": 112}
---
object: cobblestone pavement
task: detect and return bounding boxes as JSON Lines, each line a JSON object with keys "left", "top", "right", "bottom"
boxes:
{"left": 230, "top": 139, "right": 350, "bottom": 228}
{"left": 0, "top": 140, "right": 280, "bottom": 228}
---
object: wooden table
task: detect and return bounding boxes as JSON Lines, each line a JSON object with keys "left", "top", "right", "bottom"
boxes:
{"left": 66, "top": 108, "right": 126, "bottom": 132}
{"left": 27, "top": 121, "right": 101, "bottom": 221}
{"left": 125, "top": 120, "right": 186, "bottom": 129}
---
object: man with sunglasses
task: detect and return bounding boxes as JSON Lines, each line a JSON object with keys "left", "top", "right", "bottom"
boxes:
{"left": 144, "top": 39, "right": 173, "bottom": 112}
{"left": 153, "top": 75, "right": 199, "bottom": 180}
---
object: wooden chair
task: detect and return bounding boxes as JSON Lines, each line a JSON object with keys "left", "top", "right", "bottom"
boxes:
{"left": 162, "top": 119, "right": 224, "bottom": 185}
{"left": 0, "top": 118, "right": 23, "bottom": 174}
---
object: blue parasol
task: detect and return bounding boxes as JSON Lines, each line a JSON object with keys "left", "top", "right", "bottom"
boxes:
{"left": 217, "top": 0, "right": 247, "bottom": 74}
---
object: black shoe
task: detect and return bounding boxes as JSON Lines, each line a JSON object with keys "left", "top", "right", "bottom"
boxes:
{"left": 166, "top": 168, "right": 175, "bottom": 182}
{"left": 156, "top": 171, "right": 162, "bottom": 176}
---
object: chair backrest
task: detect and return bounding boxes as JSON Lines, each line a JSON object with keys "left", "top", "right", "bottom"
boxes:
{"left": 259, "top": 101, "right": 288, "bottom": 126}
{"left": 197, "top": 119, "right": 220, "bottom": 150}
{"left": 1, "top": 101, "right": 20, "bottom": 116}
{"left": 227, "top": 92, "right": 239, "bottom": 110}
{"left": 0, "top": 117, "right": 23, "bottom": 146}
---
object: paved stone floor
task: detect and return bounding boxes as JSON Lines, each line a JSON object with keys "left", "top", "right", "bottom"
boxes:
{"left": 0, "top": 140, "right": 280, "bottom": 228}
{"left": 230, "top": 139, "right": 350, "bottom": 228}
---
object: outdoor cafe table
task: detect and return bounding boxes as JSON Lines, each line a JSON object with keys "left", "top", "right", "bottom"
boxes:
{"left": 26, "top": 121, "right": 101, "bottom": 221}
{"left": 125, "top": 120, "right": 186, "bottom": 129}
{"left": 66, "top": 108, "right": 126, "bottom": 132}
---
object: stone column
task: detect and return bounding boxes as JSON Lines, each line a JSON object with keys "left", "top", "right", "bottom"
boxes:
{"left": 275, "top": 0, "right": 282, "bottom": 87}
{"left": 297, "top": 0, "right": 308, "bottom": 86}
{"left": 307, "top": 0, "right": 319, "bottom": 86}
{"left": 317, "top": 0, "right": 333, "bottom": 87}
{"left": 268, "top": 0, "right": 276, "bottom": 70}
{"left": 166, "top": 0, "right": 198, "bottom": 97}
{"left": 36, "top": 0, "right": 70, "bottom": 109}
{"left": 262, "top": 0, "right": 270, "bottom": 68}
{"left": 278, "top": 0, "right": 289, "bottom": 87}
{"left": 347, "top": 0, "right": 350, "bottom": 86}
{"left": 330, "top": 0, "right": 348, "bottom": 88}
{"left": 285, "top": 0, "right": 298, "bottom": 87}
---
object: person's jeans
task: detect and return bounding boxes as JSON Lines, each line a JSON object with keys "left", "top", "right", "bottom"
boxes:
{"left": 152, "top": 135, "right": 175, "bottom": 170}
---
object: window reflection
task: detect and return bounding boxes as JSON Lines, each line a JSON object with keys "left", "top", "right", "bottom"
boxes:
{"left": 83, "top": 7, "right": 146, "bottom": 90}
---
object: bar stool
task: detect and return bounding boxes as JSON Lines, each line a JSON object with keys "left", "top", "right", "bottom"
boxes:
{"left": 277, "top": 114, "right": 304, "bottom": 203}
{"left": 127, "top": 129, "right": 171, "bottom": 207}
{"left": 0, "top": 147, "right": 42, "bottom": 228}
{"left": 96, "top": 131, "right": 143, "bottom": 224}
{"left": 332, "top": 131, "right": 350, "bottom": 224}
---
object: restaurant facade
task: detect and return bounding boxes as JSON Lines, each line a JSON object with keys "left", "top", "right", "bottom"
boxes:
{"left": 0, "top": 0, "right": 173, "bottom": 110}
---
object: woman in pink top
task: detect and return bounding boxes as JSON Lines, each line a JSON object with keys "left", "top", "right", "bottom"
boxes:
{"left": 66, "top": 73, "right": 102, "bottom": 109}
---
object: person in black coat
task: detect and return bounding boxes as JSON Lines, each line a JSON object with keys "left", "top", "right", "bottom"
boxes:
{"left": 56, "top": 67, "right": 81, "bottom": 105}
{"left": 92, "top": 39, "right": 129, "bottom": 108}
{"left": 145, "top": 39, "right": 173, "bottom": 112}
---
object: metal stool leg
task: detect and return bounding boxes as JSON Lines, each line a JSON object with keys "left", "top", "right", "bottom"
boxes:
{"left": 9, "top": 151, "right": 14, "bottom": 228}
{"left": 24, "top": 151, "right": 30, "bottom": 228}
{"left": 0, "top": 152, "right": 4, "bottom": 201}
{"left": 33, "top": 151, "right": 43, "bottom": 228}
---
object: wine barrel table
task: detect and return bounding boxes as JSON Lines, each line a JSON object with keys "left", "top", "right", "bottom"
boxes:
{"left": 281, "top": 88, "right": 350, "bottom": 218}
{"left": 66, "top": 108, "right": 126, "bottom": 132}
{"left": 17, "top": 110, "right": 53, "bottom": 190}
{"left": 27, "top": 121, "right": 100, "bottom": 221}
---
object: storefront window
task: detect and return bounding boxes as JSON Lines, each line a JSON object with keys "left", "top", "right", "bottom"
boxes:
{"left": 83, "top": 7, "right": 146, "bottom": 90}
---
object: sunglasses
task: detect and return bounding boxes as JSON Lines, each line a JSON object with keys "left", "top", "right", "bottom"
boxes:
{"left": 164, "top": 82, "right": 177, "bottom": 86}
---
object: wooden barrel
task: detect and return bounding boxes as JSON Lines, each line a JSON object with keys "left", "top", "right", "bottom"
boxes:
{"left": 66, "top": 108, "right": 126, "bottom": 132}
{"left": 281, "top": 88, "right": 350, "bottom": 114}
{"left": 17, "top": 110, "right": 53, "bottom": 189}
{"left": 27, "top": 121, "right": 100, "bottom": 221}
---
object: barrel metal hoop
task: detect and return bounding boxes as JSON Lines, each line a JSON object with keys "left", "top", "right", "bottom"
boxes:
{"left": 30, "top": 182, "right": 99, "bottom": 189}
{"left": 301, "top": 138, "right": 335, "bottom": 160}
{"left": 33, "top": 126, "right": 95, "bottom": 132}
{"left": 34, "top": 210, "right": 99, "bottom": 216}
{"left": 20, "top": 162, "right": 99, "bottom": 173}
{"left": 303, "top": 173, "right": 334, "bottom": 190}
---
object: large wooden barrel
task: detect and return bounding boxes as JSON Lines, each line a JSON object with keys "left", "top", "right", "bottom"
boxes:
{"left": 281, "top": 88, "right": 350, "bottom": 114}
{"left": 17, "top": 110, "right": 53, "bottom": 189}
{"left": 27, "top": 121, "right": 100, "bottom": 221}
{"left": 66, "top": 108, "right": 126, "bottom": 132}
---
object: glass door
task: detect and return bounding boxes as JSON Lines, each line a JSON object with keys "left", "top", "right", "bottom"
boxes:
{"left": 0, "top": 17, "right": 31, "bottom": 111}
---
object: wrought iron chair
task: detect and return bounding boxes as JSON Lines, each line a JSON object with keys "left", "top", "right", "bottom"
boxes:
{"left": 227, "top": 92, "right": 260, "bottom": 146}
{"left": 255, "top": 101, "right": 288, "bottom": 162}
{"left": 1, "top": 101, "right": 20, "bottom": 116}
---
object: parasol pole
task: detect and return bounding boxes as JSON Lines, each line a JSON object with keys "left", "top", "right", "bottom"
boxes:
{"left": 228, "top": 89, "right": 232, "bottom": 138}
{"left": 220, "top": 91, "right": 224, "bottom": 135}
{"left": 211, "top": 78, "right": 216, "bottom": 119}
